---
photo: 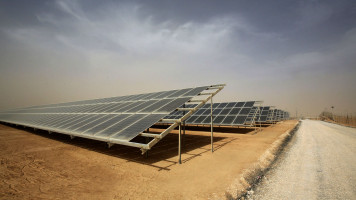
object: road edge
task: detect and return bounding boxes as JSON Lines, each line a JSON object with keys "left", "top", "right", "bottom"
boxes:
{"left": 223, "top": 120, "right": 301, "bottom": 200}
{"left": 322, "top": 120, "right": 356, "bottom": 129}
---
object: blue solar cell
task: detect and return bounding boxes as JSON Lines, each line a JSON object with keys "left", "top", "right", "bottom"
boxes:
{"left": 212, "top": 109, "right": 222, "bottom": 115}
{"left": 226, "top": 102, "right": 237, "bottom": 107}
{"left": 182, "top": 86, "right": 207, "bottom": 96}
{"left": 186, "top": 116, "right": 199, "bottom": 123}
{"left": 202, "top": 103, "right": 211, "bottom": 108}
{"left": 75, "top": 115, "right": 114, "bottom": 133}
{"left": 110, "top": 114, "right": 167, "bottom": 141}
{"left": 213, "top": 116, "right": 225, "bottom": 123}
{"left": 244, "top": 101, "right": 255, "bottom": 107}
{"left": 229, "top": 108, "right": 241, "bottom": 115}
{"left": 65, "top": 115, "right": 102, "bottom": 130}
{"left": 202, "top": 109, "right": 212, "bottom": 115}
{"left": 194, "top": 116, "right": 207, "bottom": 123}
{"left": 219, "top": 109, "right": 230, "bottom": 115}
{"left": 167, "top": 88, "right": 193, "bottom": 98}
{"left": 202, "top": 116, "right": 211, "bottom": 124}
{"left": 85, "top": 114, "right": 131, "bottom": 135}
{"left": 212, "top": 103, "right": 220, "bottom": 108}
{"left": 233, "top": 116, "right": 248, "bottom": 125}
{"left": 194, "top": 109, "right": 207, "bottom": 115}
{"left": 217, "top": 103, "right": 228, "bottom": 108}
{"left": 97, "top": 114, "right": 146, "bottom": 137}
{"left": 221, "top": 116, "right": 236, "bottom": 124}
{"left": 126, "top": 100, "right": 159, "bottom": 113}
{"left": 235, "top": 102, "right": 245, "bottom": 107}
{"left": 239, "top": 108, "right": 251, "bottom": 115}
{"left": 154, "top": 90, "right": 179, "bottom": 99}
{"left": 156, "top": 97, "right": 191, "bottom": 113}
{"left": 140, "top": 99, "right": 173, "bottom": 112}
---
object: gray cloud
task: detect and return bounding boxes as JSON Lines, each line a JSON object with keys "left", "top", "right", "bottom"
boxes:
{"left": 0, "top": 0, "right": 355, "bottom": 117}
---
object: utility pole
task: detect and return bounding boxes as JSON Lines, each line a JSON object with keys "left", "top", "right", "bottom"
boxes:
{"left": 331, "top": 106, "right": 334, "bottom": 121}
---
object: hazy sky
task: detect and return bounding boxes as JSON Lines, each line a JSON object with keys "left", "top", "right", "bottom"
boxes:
{"left": 1, "top": 0, "right": 355, "bottom": 117}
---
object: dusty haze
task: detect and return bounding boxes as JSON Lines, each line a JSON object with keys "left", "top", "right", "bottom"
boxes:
{"left": 0, "top": 0, "right": 355, "bottom": 117}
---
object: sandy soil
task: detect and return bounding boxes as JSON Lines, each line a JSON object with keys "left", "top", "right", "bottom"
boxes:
{"left": 0, "top": 120, "right": 297, "bottom": 200}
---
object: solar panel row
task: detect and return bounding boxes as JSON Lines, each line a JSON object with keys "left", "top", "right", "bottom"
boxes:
{"left": 165, "top": 101, "right": 257, "bottom": 126}
{"left": 0, "top": 86, "right": 209, "bottom": 143}
{"left": 0, "top": 83, "right": 291, "bottom": 157}
{"left": 265, "top": 109, "right": 289, "bottom": 122}
{"left": 255, "top": 106, "right": 271, "bottom": 122}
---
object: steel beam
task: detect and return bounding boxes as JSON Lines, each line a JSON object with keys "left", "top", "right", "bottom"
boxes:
{"left": 210, "top": 95, "right": 214, "bottom": 152}
{"left": 178, "top": 123, "right": 182, "bottom": 164}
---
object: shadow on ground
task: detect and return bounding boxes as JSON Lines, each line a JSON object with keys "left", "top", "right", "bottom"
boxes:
{"left": 1, "top": 123, "right": 240, "bottom": 171}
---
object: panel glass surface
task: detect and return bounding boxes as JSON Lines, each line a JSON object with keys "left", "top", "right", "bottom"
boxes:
{"left": 165, "top": 101, "right": 257, "bottom": 126}
{"left": 0, "top": 86, "right": 211, "bottom": 147}
{"left": 96, "top": 114, "right": 146, "bottom": 137}
{"left": 111, "top": 114, "right": 167, "bottom": 141}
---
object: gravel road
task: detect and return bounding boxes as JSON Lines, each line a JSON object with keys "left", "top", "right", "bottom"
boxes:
{"left": 247, "top": 120, "right": 356, "bottom": 200}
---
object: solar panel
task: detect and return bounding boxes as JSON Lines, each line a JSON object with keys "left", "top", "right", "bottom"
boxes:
{"left": 255, "top": 106, "right": 270, "bottom": 122}
{"left": 166, "top": 101, "right": 259, "bottom": 126}
{"left": 267, "top": 109, "right": 276, "bottom": 122}
{"left": 265, "top": 108, "right": 288, "bottom": 122}
{"left": 244, "top": 106, "right": 259, "bottom": 125}
{"left": 0, "top": 84, "right": 226, "bottom": 152}
{"left": 274, "top": 109, "right": 288, "bottom": 121}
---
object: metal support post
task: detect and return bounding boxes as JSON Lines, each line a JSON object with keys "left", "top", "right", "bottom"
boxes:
{"left": 178, "top": 123, "right": 182, "bottom": 164}
{"left": 145, "top": 137, "right": 149, "bottom": 158}
{"left": 210, "top": 95, "right": 214, "bottom": 152}
{"left": 183, "top": 104, "right": 186, "bottom": 148}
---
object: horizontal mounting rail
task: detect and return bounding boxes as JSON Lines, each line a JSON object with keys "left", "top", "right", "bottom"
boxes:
{"left": 189, "top": 100, "right": 204, "bottom": 103}
{"left": 199, "top": 92, "right": 215, "bottom": 95}
{"left": 176, "top": 108, "right": 193, "bottom": 111}
{"left": 140, "top": 133, "right": 161, "bottom": 138}
{"left": 160, "top": 119, "right": 179, "bottom": 123}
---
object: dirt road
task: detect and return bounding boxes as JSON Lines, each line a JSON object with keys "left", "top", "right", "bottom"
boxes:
{"left": 248, "top": 120, "right": 356, "bottom": 199}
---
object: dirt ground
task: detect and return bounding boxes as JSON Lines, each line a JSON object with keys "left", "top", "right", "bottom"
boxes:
{"left": 0, "top": 120, "right": 297, "bottom": 200}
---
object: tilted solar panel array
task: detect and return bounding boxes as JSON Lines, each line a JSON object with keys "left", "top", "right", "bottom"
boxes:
{"left": 245, "top": 106, "right": 260, "bottom": 125}
{"left": 275, "top": 109, "right": 284, "bottom": 121}
{"left": 284, "top": 111, "right": 289, "bottom": 119}
{"left": 166, "top": 101, "right": 256, "bottom": 126}
{"left": 266, "top": 109, "right": 289, "bottom": 122}
{"left": 0, "top": 86, "right": 208, "bottom": 144}
{"left": 255, "top": 106, "right": 271, "bottom": 122}
{"left": 278, "top": 110, "right": 289, "bottom": 120}
{"left": 267, "top": 109, "right": 276, "bottom": 122}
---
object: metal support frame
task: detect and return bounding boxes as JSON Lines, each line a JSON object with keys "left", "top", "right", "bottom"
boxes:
{"left": 259, "top": 106, "right": 262, "bottom": 131}
{"left": 266, "top": 106, "right": 276, "bottom": 124}
{"left": 241, "top": 101, "right": 263, "bottom": 128}
{"left": 178, "top": 123, "right": 182, "bottom": 164}
{"left": 252, "top": 105, "right": 262, "bottom": 132}
{"left": 140, "top": 84, "right": 225, "bottom": 155}
{"left": 210, "top": 95, "right": 214, "bottom": 152}
{"left": 145, "top": 128, "right": 149, "bottom": 158}
{"left": 182, "top": 104, "right": 186, "bottom": 148}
